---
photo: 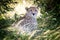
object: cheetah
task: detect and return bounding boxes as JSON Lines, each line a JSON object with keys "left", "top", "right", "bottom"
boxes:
{"left": 14, "top": 6, "right": 38, "bottom": 35}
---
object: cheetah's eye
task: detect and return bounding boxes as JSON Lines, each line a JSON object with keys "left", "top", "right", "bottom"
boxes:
{"left": 35, "top": 10, "right": 37, "bottom": 11}
{"left": 30, "top": 10, "right": 32, "bottom": 11}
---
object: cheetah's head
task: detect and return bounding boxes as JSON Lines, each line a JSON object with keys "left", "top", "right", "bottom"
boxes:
{"left": 25, "top": 6, "right": 38, "bottom": 18}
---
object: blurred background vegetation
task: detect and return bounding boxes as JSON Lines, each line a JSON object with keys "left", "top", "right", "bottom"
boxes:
{"left": 0, "top": 0, "right": 60, "bottom": 40}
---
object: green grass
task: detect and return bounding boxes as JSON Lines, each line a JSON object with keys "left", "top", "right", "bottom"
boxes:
{"left": 0, "top": 18, "right": 60, "bottom": 40}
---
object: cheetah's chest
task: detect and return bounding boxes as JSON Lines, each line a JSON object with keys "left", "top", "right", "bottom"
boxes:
{"left": 17, "top": 18, "right": 37, "bottom": 35}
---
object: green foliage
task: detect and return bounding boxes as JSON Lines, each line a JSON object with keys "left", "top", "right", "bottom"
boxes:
{"left": 33, "top": 0, "right": 60, "bottom": 40}
{"left": 0, "top": 0, "right": 17, "bottom": 14}
{"left": 34, "top": 0, "right": 60, "bottom": 29}
{"left": 0, "top": 29, "right": 18, "bottom": 40}
{"left": 0, "top": 18, "right": 15, "bottom": 29}
{"left": 34, "top": 0, "right": 60, "bottom": 13}
{"left": 0, "top": 29, "right": 29, "bottom": 40}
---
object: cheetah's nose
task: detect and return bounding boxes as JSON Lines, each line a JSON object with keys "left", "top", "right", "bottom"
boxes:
{"left": 32, "top": 13, "right": 35, "bottom": 15}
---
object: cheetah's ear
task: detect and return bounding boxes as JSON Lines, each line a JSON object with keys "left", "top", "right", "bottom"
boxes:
{"left": 25, "top": 7, "right": 29, "bottom": 11}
